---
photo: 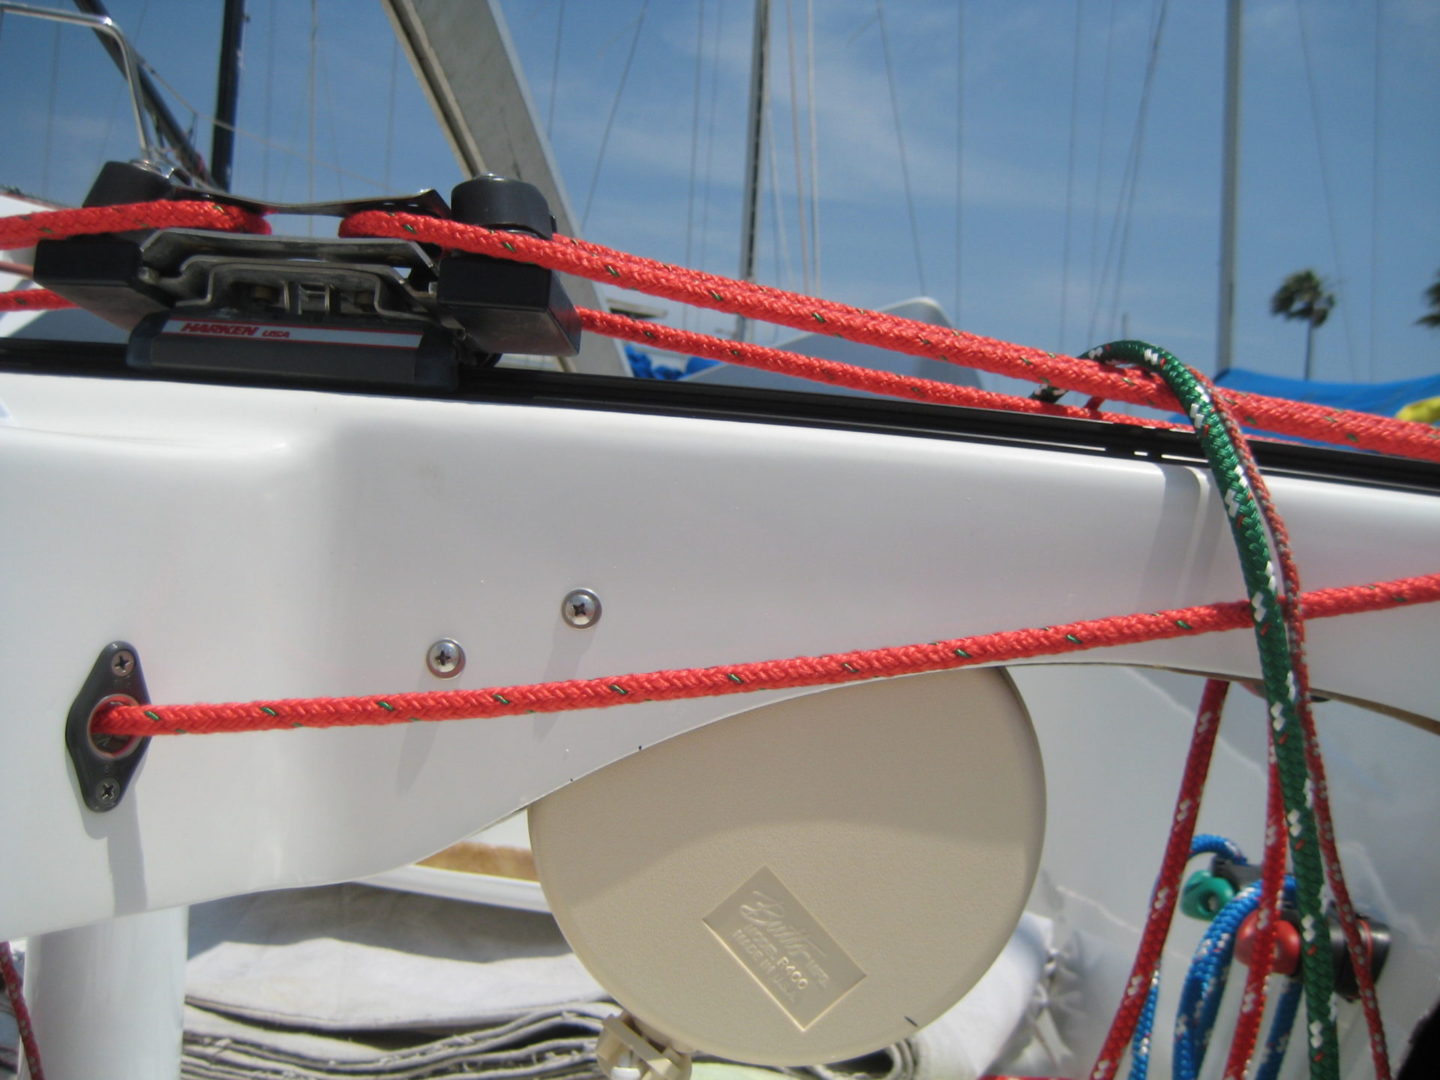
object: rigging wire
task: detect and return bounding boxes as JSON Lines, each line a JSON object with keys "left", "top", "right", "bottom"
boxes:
{"left": 783, "top": 0, "right": 811, "bottom": 295}
{"left": 683, "top": 0, "right": 706, "bottom": 330}
{"left": 873, "top": 0, "right": 927, "bottom": 298}
{"left": 547, "top": 0, "right": 565, "bottom": 139}
{"left": 1087, "top": 0, "right": 1166, "bottom": 345}
{"left": 1058, "top": 0, "right": 1085, "bottom": 352}
{"left": 580, "top": 0, "right": 650, "bottom": 232}
{"left": 307, "top": 0, "right": 318, "bottom": 212}
{"left": 764, "top": 95, "right": 793, "bottom": 310}
{"left": 383, "top": 33, "right": 397, "bottom": 190}
{"left": 262, "top": 0, "right": 275, "bottom": 197}
{"left": 695, "top": 0, "right": 725, "bottom": 291}
{"left": 1085, "top": 0, "right": 1117, "bottom": 323}
{"left": 953, "top": 3, "right": 964, "bottom": 327}
{"left": 317, "top": 17, "right": 345, "bottom": 199}
{"left": 274, "top": 7, "right": 301, "bottom": 198}
{"left": 42, "top": 23, "right": 59, "bottom": 198}
{"left": 735, "top": 0, "right": 770, "bottom": 344}
{"left": 1293, "top": 0, "right": 1357, "bottom": 379}
{"left": 1367, "top": 0, "right": 1382, "bottom": 382}
{"left": 1105, "top": 0, "right": 1167, "bottom": 338}
{"left": 141, "top": 60, "right": 389, "bottom": 193}
{"left": 806, "top": 0, "right": 820, "bottom": 295}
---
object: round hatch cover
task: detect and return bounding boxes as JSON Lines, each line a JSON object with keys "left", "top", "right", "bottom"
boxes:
{"left": 529, "top": 667, "right": 1045, "bottom": 1067}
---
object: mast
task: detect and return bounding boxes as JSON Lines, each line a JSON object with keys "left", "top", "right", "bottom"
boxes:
{"left": 210, "top": 0, "right": 246, "bottom": 192}
{"left": 734, "top": 0, "right": 770, "bottom": 342}
{"left": 1215, "top": 0, "right": 1242, "bottom": 376}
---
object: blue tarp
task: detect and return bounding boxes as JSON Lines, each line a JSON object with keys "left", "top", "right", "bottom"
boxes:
{"left": 624, "top": 344, "right": 721, "bottom": 381}
{"left": 1215, "top": 368, "right": 1440, "bottom": 420}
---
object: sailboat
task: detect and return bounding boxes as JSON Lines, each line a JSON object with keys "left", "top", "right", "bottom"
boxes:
{"left": 1, "top": 3, "right": 1438, "bottom": 1079}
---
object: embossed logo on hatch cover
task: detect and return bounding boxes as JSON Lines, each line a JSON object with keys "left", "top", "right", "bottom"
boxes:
{"left": 703, "top": 866, "right": 865, "bottom": 1029}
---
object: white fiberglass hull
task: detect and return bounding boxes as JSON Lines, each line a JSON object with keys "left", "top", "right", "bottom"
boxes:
{"left": 0, "top": 366, "right": 1435, "bottom": 1077}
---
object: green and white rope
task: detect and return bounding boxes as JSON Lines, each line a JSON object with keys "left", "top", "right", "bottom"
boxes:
{"left": 1084, "top": 340, "right": 1338, "bottom": 1080}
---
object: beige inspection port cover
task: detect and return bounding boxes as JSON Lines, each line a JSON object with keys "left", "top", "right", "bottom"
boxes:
{"left": 529, "top": 667, "right": 1045, "bottom": 1067}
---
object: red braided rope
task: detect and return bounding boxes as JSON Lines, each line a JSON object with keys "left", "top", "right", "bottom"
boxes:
{"left": 338, "top": 211, "right": 1440, "bottom": 463}
{"left": 1088, "top": 679, "right": 1230, "bottom": 1080}
{"left": 580, "top": 308, "right": 1186, "bottom": 429}
{"left": 4, "top": 201, "right": 1435, "bottom": 460}
{"left": 93, "top": 573, "right": 1439, "bottom": 738}
{"left": 0, "top": 281, "right": 1405, "bottom": 480}
{"left": 0, "top": 289, "right": 73, "bottom": 312}
{"left": 0, "top": 941, "right": 43, "bottom": 1080}
{"left": 0, "top": 286, "right": 1179, "bottom": 429}
{"left": 0, "top": 287, "right": 1190, "bottom": 436}
{"left": 0, "top": 200, "right": 267, "bottom": 247}
{"left": 1221, "top": 759, "right": 1290, "bottom": 1080}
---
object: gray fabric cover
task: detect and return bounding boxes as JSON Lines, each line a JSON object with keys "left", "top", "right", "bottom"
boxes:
{"left": 4, "top": 885, "right": 1051, "bottom": 1079}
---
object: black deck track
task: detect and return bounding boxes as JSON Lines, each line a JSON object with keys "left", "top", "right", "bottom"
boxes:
{"left": 3, "top": 336, "right": 1437, "bottom": 497}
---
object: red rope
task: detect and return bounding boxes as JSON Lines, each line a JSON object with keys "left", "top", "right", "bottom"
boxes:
{"left": 0, "top": 200, "right": 267, "bottom": 248}
{"left": 4, "top": 201, "right": 1435, "bottom": 460}
{"left": 0, "top": 288, "right": 73, "bottom": 312}
{"left": 1088, "top": 679, "right": 1230, "bottom": 1080}
{"left": 0, "top": 941, "right": 43, "bottom": 1080}
{"left": 93, "top": 573, "right": 1440, "bottom": 738}
{"left": 0, "top": 287, "right": 1190, "bottom": 435}
{"left": 580, "top": 308, "right": 1186, "bottom": 430}
{"left": 1220, "top": 760, "right": 1289, "bottom": 1080}
{"left": 0, "top": 286, "right": 1179, "bottom": 430}
{"left": 338, "top": 211, "right": 1440, "bottom": 463}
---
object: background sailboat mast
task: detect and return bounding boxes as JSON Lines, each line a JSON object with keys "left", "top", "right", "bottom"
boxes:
{"left": 210, "top": 0, "right": 245, "bottom": 191}
{"left": 735, "top": 0, "right": 770, "bottom": 342}
{"left": 1215, "top": 0, "right": 1242, "bottom": 376}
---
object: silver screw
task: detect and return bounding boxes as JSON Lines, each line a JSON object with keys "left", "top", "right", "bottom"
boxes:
{"left": 426, "top": 638, "right": 465, "bottom": 678}
{"left": 110, "top": 649, "right": 135, "bottom": 678}
{"left": 94, "top": 779, "right": 120, "bottom": 808}
{"left": 561, "top": 589, "right": 602, "bottom": 629}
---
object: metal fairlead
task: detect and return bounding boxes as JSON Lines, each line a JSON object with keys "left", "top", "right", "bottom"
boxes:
{"left": 66, "top": 642, "right": 152, "bottom": 812}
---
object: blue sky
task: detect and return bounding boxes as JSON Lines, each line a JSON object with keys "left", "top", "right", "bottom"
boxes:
{"left": 2, "top": 0, "right": 1436, "bottom": 389}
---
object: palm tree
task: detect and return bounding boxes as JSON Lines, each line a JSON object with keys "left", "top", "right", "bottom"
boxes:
{"left": 1270, "top": 269, "right": 1335, "bottom": 380}
{"left": 1419, "top": 269, "right": 1440, "bottom": 329}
